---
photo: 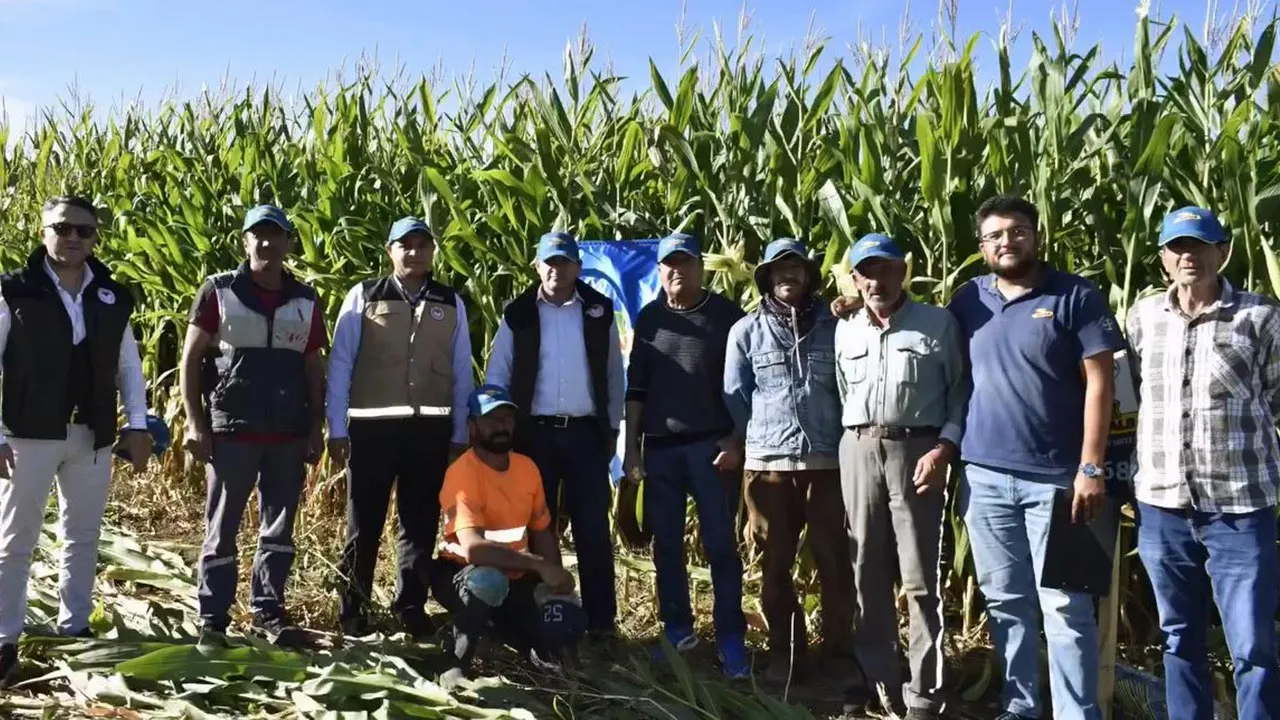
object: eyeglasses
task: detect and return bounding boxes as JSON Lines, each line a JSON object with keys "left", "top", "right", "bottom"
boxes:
{"left": 980, "top": 225, "right": 1034, "bottom": 245}
{"left": 45, "top": 222, "right": 98, "bottom": 239}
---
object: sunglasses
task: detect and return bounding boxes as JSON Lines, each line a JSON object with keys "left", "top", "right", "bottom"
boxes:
{"left": 45, "top": 222, "right": 98, "bottom": 239}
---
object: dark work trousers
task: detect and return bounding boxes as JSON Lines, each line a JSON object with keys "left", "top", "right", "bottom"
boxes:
{"left": 429, "top": 560, "right": 547, "bottom": 667}
{"left": 337, "top": 417, "right": 452, "bottom": 622}
{"left": 743, "top": 468, "right": 855, "bottom": 663}
{"left": 517, "top": 418, "right": 617, "bottom": 633}
{"left": 197, "top": 438, "right": 308, "bottom": 629}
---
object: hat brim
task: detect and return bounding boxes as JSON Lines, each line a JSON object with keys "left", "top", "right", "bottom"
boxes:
{"left": 538, "top": 251, "right": 580, "bottom": 263}
{"left": 244, "top": 217, "right": 291, "bottom": 233}
{"left": 474, "top": 400, "right": 518, "bottom": 417}
{"left": 851, "top": 250, "right": 906, "bottom": 269}
{"left": 389, "top": 228, "right": 435, "bottom": 244}
{"left": 658, "top": 248, "right": 699, "bottom": 263}
{"left": 1159, "top": 232, "right": 1226, "bottom": 247}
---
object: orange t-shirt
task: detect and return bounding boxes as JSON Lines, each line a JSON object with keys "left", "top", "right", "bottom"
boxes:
{"left": 439, "top": 449, "right": 551, "bottom": 576}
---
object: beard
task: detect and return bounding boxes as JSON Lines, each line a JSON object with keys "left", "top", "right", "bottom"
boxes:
{"left": 477, "top": 432, "right": 514, "bottom": 453}
{"left": 989, "top": 253, "right": 1037, "bottom": 280}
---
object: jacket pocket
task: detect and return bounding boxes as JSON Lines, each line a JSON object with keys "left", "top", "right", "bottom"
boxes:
{"left": 808, "top": 349, "right": 838, "bottom": 391}
{"left": 752, "top": 350, "right": 789, "bottom": 390}
{"left": 1207, "top": 343, "right": 1254, "bottom": 401}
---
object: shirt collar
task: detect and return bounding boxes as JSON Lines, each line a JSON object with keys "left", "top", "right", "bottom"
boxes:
{"left": 43, "top": 257, "right": 94, "bottom": 298}
{"left": 1160, "top": 275, "right": 1237, "bottom": 314}
{"left": 537, "top": 287, "right": 581, "bottom": 307}
{"left": 981, "top": 264, "right": 1058, "bottom": 301}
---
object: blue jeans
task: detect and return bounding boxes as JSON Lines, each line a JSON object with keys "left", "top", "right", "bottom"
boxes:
{"left": 1135, "top": 502, "right": 1280, "bottom": 720}
{"left": 959, "top": 464, "right": 1101, "bottom": 720}
{"left": 644, "top": 437, "right": 746, "bottom": 640}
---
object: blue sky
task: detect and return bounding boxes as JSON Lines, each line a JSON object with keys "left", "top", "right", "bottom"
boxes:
{"left": 0, "top": 0, "right": 1273, "bottom": 130}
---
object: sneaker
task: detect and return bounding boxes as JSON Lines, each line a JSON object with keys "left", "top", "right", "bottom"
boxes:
{"left": 995, "top": 713, "right": 1036, "bottom": 720}
{"left": 61, "top": 627, "right": 95, "bottom": 639}
{"left": 0, "top": 644, "right": 18, "bottom": 689}
{"left": 397, "top": 608, "right": 434, "bottom": 642}
{"left": 905, "top": 709, "right": 940, "bottom": 720}
{"left": 528, "top": 647, "right": 564, "bottom": 673}
{"left": 438, "top": 666, "right": 468, "bottom": 691}
{"left": 649, "top": 626, "right": 697, "bottom": 662}
{"left": 197, "top": 624, "right": 230, "bottom": 652}
{"left": 250, "top": 612, "right": 305, "bottom": 650}
{"left": 875, "top": 683, "right": 907, "bottom": 718}
{"left": 716, "top": 635, "right": 750, "bottom": 680}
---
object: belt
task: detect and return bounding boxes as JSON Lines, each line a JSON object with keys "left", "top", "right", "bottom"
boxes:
{"left": 848, "top": 424, "right": 940, "bottom": 440}
{"left": 531, "top": 415, "right": 597, "bottom": 429}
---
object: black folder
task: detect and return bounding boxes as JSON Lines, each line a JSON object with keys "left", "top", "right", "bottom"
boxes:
{"left": 1040, "top": 488, "right": 1116, "bottom": 597}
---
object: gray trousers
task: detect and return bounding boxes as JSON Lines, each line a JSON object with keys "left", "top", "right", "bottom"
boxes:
{"left": 839, "top": 428, "right": 946, "bottom": 711}
{"left": 197, "top": 438, "right": 307, "bottom": 628}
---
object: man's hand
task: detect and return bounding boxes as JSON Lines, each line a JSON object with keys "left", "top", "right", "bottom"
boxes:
{"left": 712, "top": 436, "right": 744, "bottom": 472}
{"left": 1072, "top": 470, "right": 1106, "bottom": 524}
{"left": 124, "top": 430, "right": 152, "bottom": 473}
{"left": 305, "top": 425, "right": 325, "bottom": 465}
{"left": 622, "top": 444, "right": 643, "bottom": 483}
{"left": 448, "top": 443, "right": 468, "bottom": 464}
{"left": 831, "top": 294, "right": 864, "bottom": 320}
{"left": 184, "top": 425, "right": 213, "bottom": 464}
{"left": 912, "top": 447, "right": 950, "bottom": 495}
{"left": 0, "top": 444, "right": 13, "bottom": 480}
{"left": 327, "top": 437, "right": 351, "bottom": 468}
{"left": 537, "top": 561, "right": 576, "bottom": 595}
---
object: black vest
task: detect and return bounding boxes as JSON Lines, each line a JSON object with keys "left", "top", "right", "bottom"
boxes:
{"left": 200, "top": 263, "right": 319, "bottom": 437}
{"left": 503, "top": 280, "right": 613, "bottom": 441}
{"left": 0, "top": 248, "right": 136, "bottom": 450}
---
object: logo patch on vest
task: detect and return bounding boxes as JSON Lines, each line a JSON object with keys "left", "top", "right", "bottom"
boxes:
{"left": 430, "top": 306, "right": 445, "bottom": 321}
{"left": 97, "top": 288, "right": 116, "bottom": 305}
{"left": 587, "top": 304, "right": 605, "bottom": 318}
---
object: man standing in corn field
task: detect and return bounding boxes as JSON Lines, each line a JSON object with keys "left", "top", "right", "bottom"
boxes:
{"left": 180, "top": 204, "right": 328, "bottom": 650}
{"left": 947, "top": 195, "right": 1122, "bottom": 720}
{"left": 620, "top": 232, "right": 750, "bottom": 679}
{"left": 0, "top": 196, "right": 153, "bottom": 687}
{"left": 1125, "top": 207, "right": 1280, "bottom": 720}
{"left": 484, "top": 231, "right": 624, "bottom": 642}
{"left": 723, "top": 238, "right": 858, "bottom": 688}
{"left": 833, "top": 233, "right": 968, "bottom": 720}
{"left": 326, "top": 216, "right": 474, "bottom": 640}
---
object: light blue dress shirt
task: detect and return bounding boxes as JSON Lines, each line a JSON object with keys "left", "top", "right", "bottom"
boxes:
{"left": 484, "top": 290, "right": 624, "bottom": 430}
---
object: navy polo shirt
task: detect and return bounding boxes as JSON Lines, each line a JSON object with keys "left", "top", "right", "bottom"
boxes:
{"left": 947, "top": 268, "right": 1124, "bottom": 476}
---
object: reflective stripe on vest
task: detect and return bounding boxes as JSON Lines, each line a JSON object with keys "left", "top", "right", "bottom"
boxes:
{"left": 347, "top": 405, "right": 452, "bottom": 418}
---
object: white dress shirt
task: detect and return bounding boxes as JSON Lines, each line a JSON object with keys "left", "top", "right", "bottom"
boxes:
{"left": 0, "top": 259, "right": 148, "bottom": 445}
{"left": 484, "top": 290, "right": 624, "bottom": 430}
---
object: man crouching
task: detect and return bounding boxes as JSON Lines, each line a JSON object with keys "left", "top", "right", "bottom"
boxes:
{"left": 431, "top": 384, "right": 584, "bottom": 688}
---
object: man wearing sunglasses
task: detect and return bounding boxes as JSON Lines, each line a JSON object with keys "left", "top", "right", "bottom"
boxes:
{"left": 0, "top": 196, "right": 152, "bottom": 687}
{"left": 180, "top": 205, "right": 328, "bottom": 650}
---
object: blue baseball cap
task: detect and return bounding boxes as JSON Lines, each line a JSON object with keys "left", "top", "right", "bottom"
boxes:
{"left": 468, "top": 384, "right": 518, "bottom": 417}
{"left": 388, "top": 216, "right": 434, "bottom": 245}
{"left": 114, "top": 414, "right": 171, "bottom": 462}
{"left": 1158, "top": 206, "right": 1228, "bottom": 247}
{"left": 536, "top": 232, "right": 581, "bottom": 263}
{"left": 847, "top": 233, "right": 906, "bottom": 269}
{"left": 242, "top": 204, "right": 293, "bottom": 234}
{"left": 761, "top": 237, "right": 809, "bottom": 265}
{"left": 657, "top": 232, "right": 700, "bottom": 263}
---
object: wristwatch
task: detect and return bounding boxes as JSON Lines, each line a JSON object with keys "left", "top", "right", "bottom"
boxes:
{"left": 1079, "top": 462, "right": 1101, "bottom": 478}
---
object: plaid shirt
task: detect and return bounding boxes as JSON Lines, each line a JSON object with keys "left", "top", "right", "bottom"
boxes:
{"left": 1126, "top": 278, "right": 1280, "bottom": 513}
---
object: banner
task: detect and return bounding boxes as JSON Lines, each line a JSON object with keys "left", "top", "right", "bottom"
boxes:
{"left": 578, "top": 240, "right": 662, "bottom": 484}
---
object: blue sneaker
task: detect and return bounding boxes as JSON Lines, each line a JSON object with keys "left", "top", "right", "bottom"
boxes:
{"left": 649, "top": 626, "right": 698, "bottom": 662}
{"left": 717, "top": 635, "right": 750, "bottom": 680}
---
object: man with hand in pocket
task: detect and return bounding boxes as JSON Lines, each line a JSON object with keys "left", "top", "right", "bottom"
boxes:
{"left": 834, "top": 234, "right": 968, "bottom": 719}
{"left": 1126, "top": 207, "right": 1280, "bottom": 720}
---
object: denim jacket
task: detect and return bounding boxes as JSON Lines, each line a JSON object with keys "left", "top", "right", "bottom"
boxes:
{"left": 723, "top": 302, "right": 842, "bottom": 460}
